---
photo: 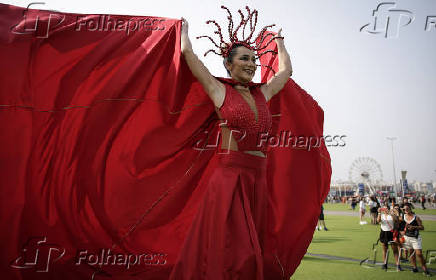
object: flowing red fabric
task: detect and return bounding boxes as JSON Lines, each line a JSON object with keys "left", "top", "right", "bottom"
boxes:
{"left": 169, "top": 150, "right": 271, "bottom": 280}
{"left": 0, "top": 3, "right": 331, "bottom": 280}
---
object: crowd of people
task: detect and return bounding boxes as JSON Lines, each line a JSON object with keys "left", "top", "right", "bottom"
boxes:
{"left": 377, "top": 202, "right": 430, "bottom": 276}
{"left": 326, "top": 193, "right": 436, "bottom": 210}
{"left": 325, "top": 193, "right": 434, "bottom": 276}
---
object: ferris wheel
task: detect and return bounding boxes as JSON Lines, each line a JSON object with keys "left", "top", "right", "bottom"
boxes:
{"left": 349, "top": 157, "right": 383, "bottom": 194}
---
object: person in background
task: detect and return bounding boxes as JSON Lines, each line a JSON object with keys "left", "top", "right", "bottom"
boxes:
{"left": 421, "top": 195, "right": 426, "bottom": 210}
{"left": 317, "top": 205, "right": 328, "bottom": 231}
{"left": 369, "top": 196, "right": 379, "bottom": 225}
{"left": 396, "top": 204, "right": 408, "bottom": 261}
{"left": 359, "top": 197, "right": 367, "bottom": 225}
{"left": 379, "top": 195, "right": 385, "bottom": 206}
{"left": 400, "top": 197, "right": 414, "bottom": 210}
{"left": 401, "top": 203, "right": 431, "bottom": 276}
{"left": 351, "top": 196, "right": 357, "bottom": 211}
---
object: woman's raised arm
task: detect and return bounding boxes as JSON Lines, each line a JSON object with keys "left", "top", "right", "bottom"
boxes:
{"left": 181, "top": 18, "right": 225, "bottom": 107}
{"left": 260, "top": 28, "right": 293, "bottom": 102}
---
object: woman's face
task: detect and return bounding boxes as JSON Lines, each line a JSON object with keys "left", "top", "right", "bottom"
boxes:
{"left": 225, "top": 46, "right": 256, "bottom": 83}
{"left": 404, "top": 206, "right": 411, "bottom": 214}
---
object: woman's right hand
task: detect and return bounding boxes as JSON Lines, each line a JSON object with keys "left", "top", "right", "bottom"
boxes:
{"left": 181, "top": 17, "right": 192, "bottom": 53}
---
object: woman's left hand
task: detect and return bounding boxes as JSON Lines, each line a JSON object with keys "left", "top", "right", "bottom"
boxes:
{"left": 181, "top": 17, "right": 192, "bottom": 53}
{"left": 274, "top": 28, "right": 283, "bottom": 43}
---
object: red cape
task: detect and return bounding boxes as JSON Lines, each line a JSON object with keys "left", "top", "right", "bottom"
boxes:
{"left": 0, "top": 4, "right": 331, "bottom": 279}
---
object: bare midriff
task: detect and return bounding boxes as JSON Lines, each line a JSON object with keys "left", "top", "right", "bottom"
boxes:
{"left": 215, "top": 109, "right": 266, "bottom": 158}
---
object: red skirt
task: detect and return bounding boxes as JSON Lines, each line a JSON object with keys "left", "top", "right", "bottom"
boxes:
{"left": 169, "top": 149, "right": 275, "bottom": 280}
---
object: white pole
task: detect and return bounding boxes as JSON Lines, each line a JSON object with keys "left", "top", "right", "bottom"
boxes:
{"left": 387, "top": 137, "right": 398, "bottom": 196}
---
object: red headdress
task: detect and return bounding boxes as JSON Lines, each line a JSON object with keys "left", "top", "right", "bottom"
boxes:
{"left": 196, "top": 5, "right": 284, "bottom": 73}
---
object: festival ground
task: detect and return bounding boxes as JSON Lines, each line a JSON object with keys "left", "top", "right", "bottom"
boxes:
{"left": 292, "top": 204, "right": 436, "bottom": 279}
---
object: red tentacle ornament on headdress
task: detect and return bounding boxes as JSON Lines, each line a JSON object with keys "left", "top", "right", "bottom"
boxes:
{"left": 196, "top": 5, "right": 284, "bottom": 75}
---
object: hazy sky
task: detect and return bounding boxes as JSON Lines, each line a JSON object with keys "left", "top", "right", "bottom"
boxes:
{"left": 4, "top": 0, "right": 436, "bottom": 184}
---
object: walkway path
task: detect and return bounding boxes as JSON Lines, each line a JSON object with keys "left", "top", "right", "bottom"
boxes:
{"left": 324, "top": 210, "right": 436, "bottom": 221}
{"left": 305, "top": 252, "right": 436, "bottom": 273}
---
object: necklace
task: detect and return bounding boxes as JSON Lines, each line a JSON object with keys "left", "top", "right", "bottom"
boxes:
{"left": 217, "top": 77, "right": 260, "bottom": 87}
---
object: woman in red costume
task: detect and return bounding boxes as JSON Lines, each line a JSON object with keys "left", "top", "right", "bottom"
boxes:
{"left": 169, "top": 6, "right": 292, "bottom": 279}
{"left": 0, "top": 4, "right": 331, "bottom": 280}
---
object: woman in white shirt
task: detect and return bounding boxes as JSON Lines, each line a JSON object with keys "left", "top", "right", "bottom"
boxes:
{"left": 377, "top": 207, "right": 401, "bottom": 271}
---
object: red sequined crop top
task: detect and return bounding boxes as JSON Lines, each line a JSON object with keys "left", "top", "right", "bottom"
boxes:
{"left": 214, "top": 77, "right": 273, "bottom": 153}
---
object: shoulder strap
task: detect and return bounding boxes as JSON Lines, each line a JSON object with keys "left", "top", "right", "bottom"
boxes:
{"left": 383, "top": 214, "right": 393, "bottom": 231}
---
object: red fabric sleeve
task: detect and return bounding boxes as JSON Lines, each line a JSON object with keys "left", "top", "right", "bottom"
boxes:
{"left": 256, "top": 34, "right": 332, "bottom": 277}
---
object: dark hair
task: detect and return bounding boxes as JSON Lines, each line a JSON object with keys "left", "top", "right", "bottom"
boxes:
{"left": 403, "top": 202, "right": 413, "bottom": 209}
{"left": 222, "top": 43, "right": 247, "bottom": 77}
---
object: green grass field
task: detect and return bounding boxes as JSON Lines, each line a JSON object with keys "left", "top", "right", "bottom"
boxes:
{"left": 291, "top": 214, "right": 436, "bottom": 279}
{"left": 293, "top": 257, "right": 432, "bottom": 280}
{"left": 323, "top": 202, "right": 436, "bottom": 215}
